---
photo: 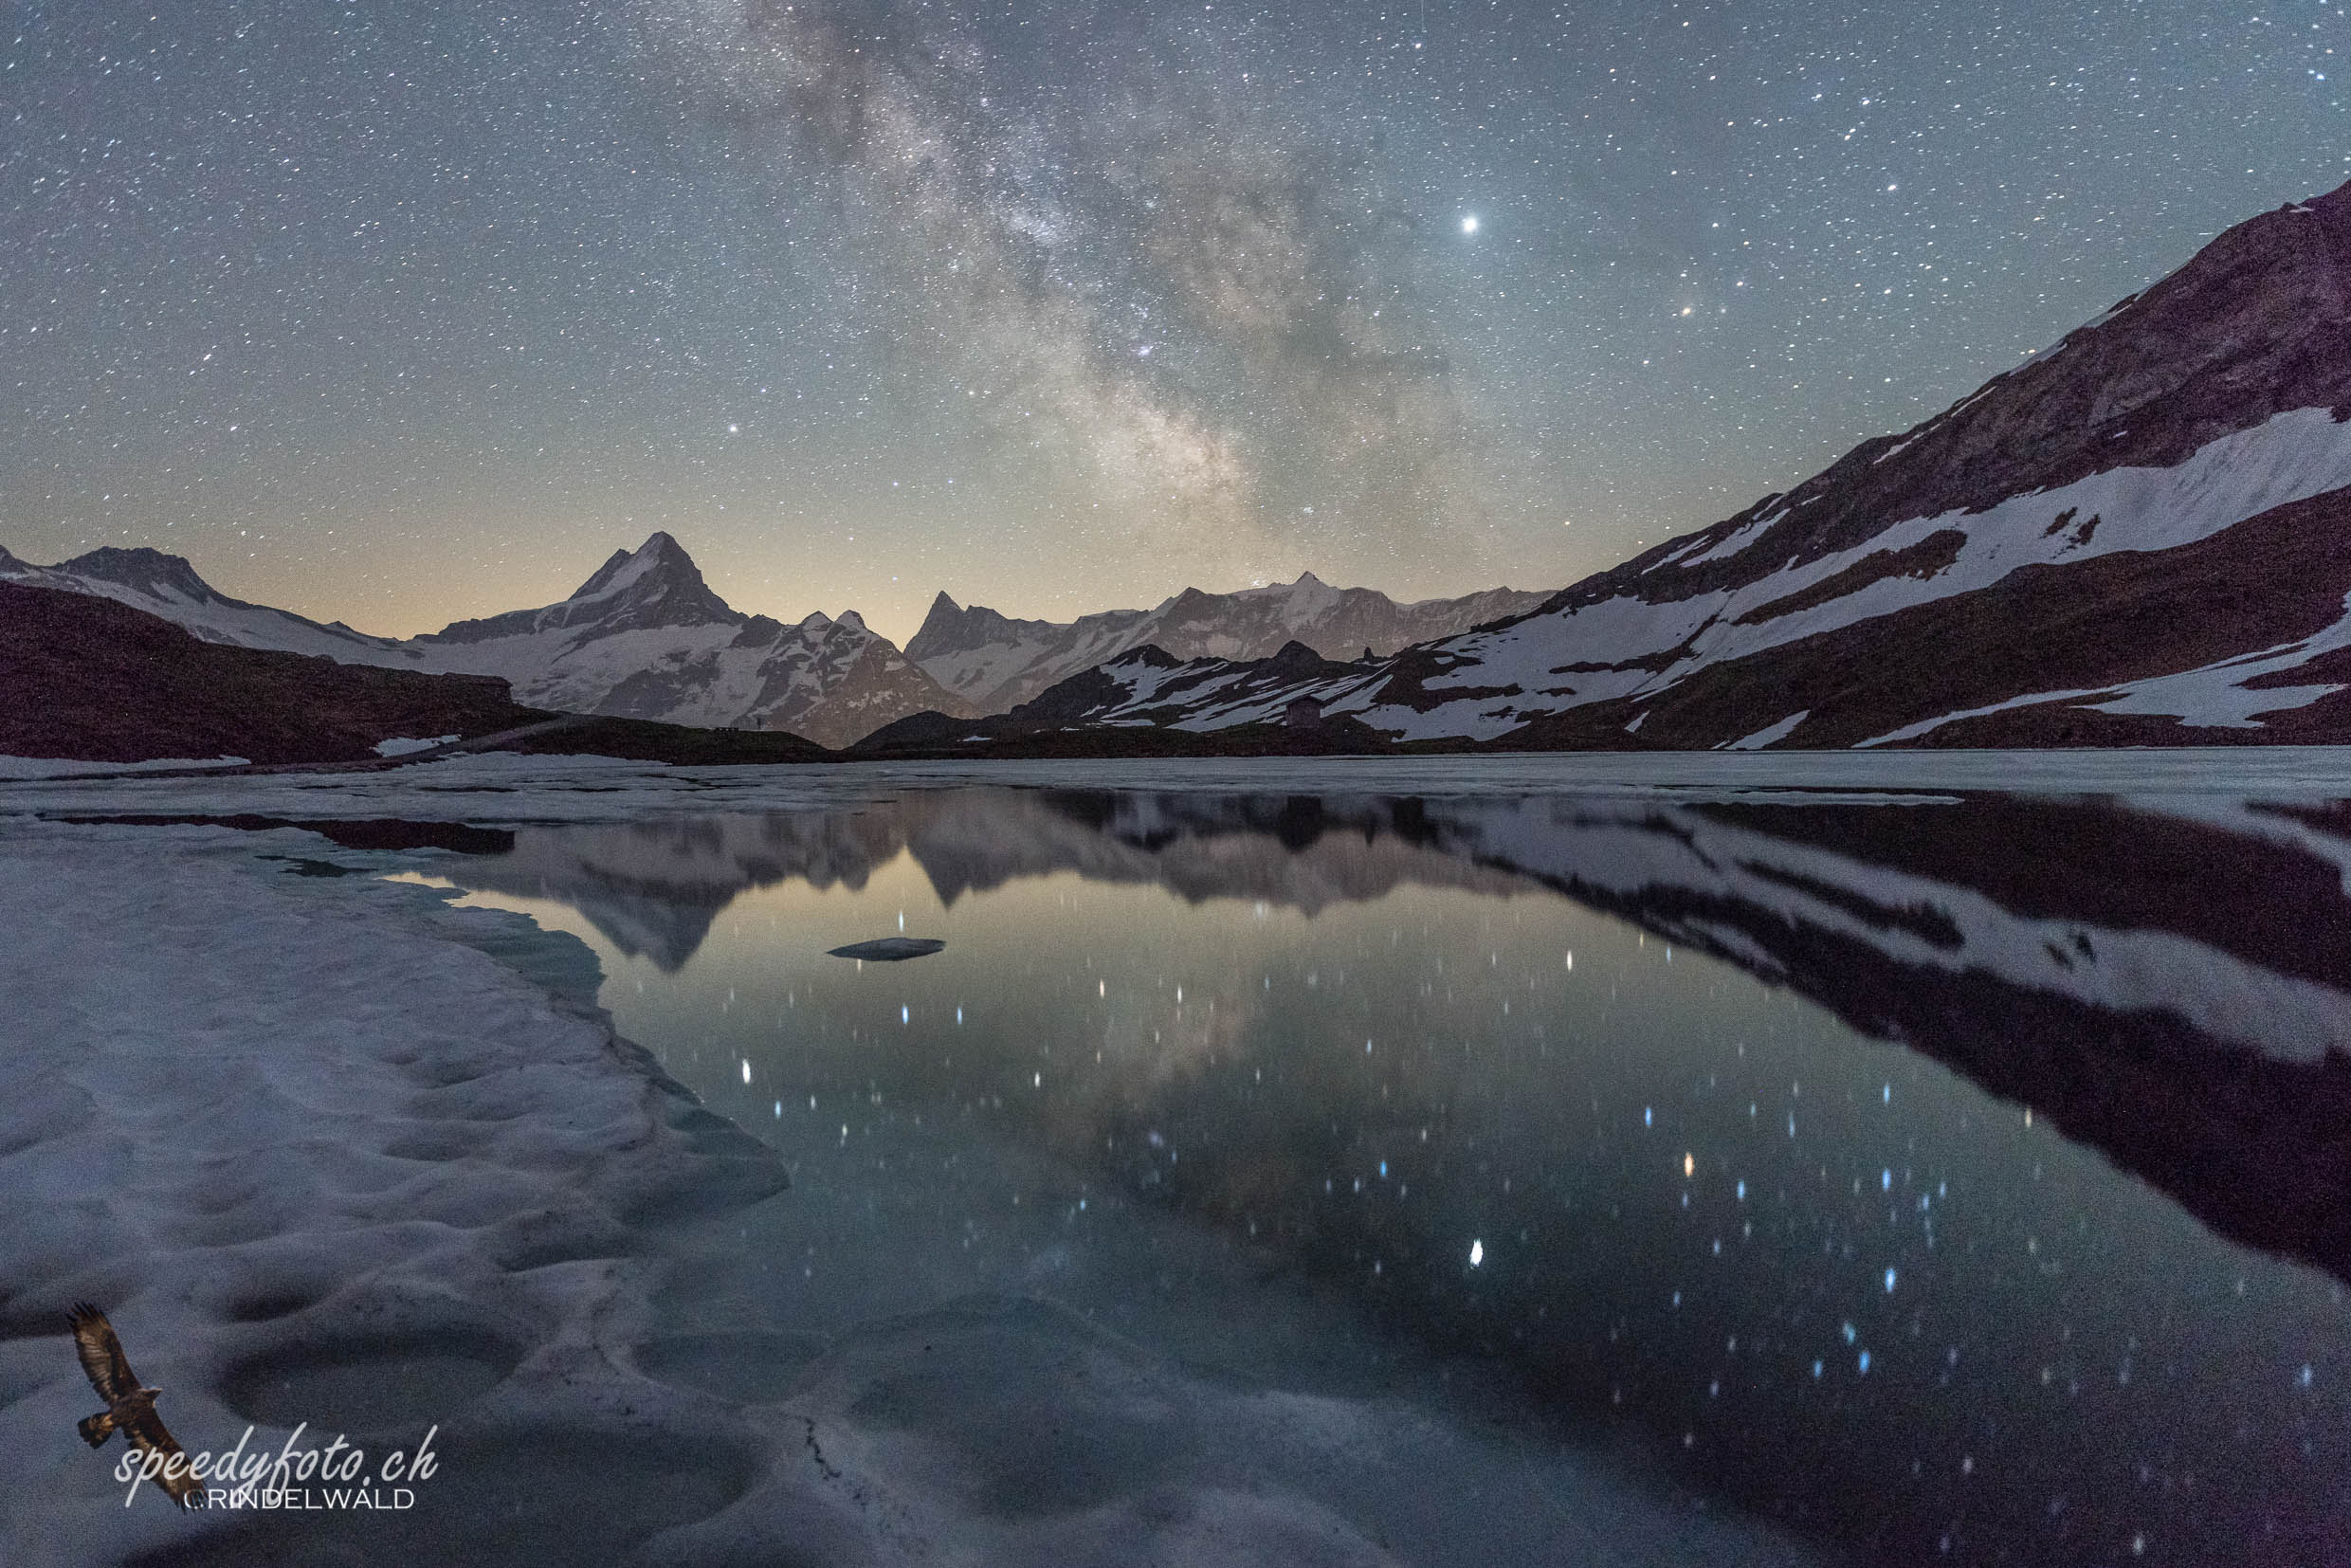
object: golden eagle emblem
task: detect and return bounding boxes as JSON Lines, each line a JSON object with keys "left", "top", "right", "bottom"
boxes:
{"left": 68, "top": 1302, "right": 198, "bottom": 1508}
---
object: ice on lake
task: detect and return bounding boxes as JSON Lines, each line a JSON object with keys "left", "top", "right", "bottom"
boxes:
{"left": 5, "top": 754, "right": 2351, "bottom": 1565}
{"left": 825, "top": 937, "right": 946, "bottom": 961}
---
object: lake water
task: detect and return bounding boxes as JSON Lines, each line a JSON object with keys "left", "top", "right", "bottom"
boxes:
{"left": 417, "top": 782, "right": 2351, "bottom": 1565}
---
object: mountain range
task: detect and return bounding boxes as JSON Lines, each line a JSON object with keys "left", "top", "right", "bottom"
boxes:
{"left": 904, "top": 575, "right": 1550, "bottom": 712}
{"left": 865, "top": 179, "right": 2351, "bottom": 754}
{"left": 13, "top": 176, "right": 2351, "bottom": 757}
{"left": 0, "top": 534, "right": 965, "bottom": 750}
{"left": 0, "top": 538, "right": 1549, "bottom": 752}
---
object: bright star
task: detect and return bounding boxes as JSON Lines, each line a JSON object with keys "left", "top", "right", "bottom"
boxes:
{"left": 1461, "top": 214, "right": 1479, "bottom": 234}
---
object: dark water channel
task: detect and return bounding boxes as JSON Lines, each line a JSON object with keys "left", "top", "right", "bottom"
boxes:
{"left": 425, "top": 785, "right": 2351, "bottom": 1565}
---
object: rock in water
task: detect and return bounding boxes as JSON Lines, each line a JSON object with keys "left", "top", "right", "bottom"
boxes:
{"left": 827, "top": 937, "right": 945, "bottom": 961}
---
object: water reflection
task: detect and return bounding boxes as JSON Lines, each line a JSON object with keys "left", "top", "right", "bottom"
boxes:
{"left": 434, "top": 786, "right": 2351, "bottom": 1564}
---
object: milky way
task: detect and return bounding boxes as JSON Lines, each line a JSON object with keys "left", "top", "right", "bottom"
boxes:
{"left": 632, "top": 0, "right": 1488, "bottom": 580}
{"left": 1, "top": 0, "right": 2342, "bottom": 636}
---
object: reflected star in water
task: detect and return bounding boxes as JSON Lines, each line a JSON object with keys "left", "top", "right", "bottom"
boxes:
{"left": 420, "top": 779, "right": 2351, "bottom": 1563}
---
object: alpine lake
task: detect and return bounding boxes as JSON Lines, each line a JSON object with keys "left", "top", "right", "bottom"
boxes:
{"left": 393, "top": 763, "right": 2351, "bottom": 1566}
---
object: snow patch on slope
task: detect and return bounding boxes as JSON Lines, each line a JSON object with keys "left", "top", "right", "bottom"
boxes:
{"left": 1722, "top": 710, "right": 1810, "bottom": 751}
{"left": 2083, "top": 594, "right": 2351, "bottom": 727}
{"left": 1345, "top": 407, "right": 2351, "bottom": 742}
{"left": 1855, "top": 689, "right": 2115, "bottom": 748}
{"left": 374, "top": 734, "right": 461, "bottom": 757}
{"left": 1858, "top": 591, "right": 2351, "bottom": 743}
{"left": 1676, "top": 509, "right": 1780, "bottom": 568}
{"left": 1706, "top": 406, "right": 2351, "bottom": 657}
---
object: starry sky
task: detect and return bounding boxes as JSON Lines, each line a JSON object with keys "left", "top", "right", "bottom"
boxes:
{"left": 3, "top": 1, "right": 2343, "bottom": 641}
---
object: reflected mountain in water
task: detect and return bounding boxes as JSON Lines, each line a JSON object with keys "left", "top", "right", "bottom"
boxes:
{"left": 446, "top": 785, "right": 2351, "bottom": 1285}
{"left": 449, "top": 790, "right": 1541, "bottom": 969}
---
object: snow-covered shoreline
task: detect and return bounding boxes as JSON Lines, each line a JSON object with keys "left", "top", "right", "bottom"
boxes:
{"left": 0, "top": 820, "right": 791, "bottom": 1565}
{"left": 7, "top": 745, "right": 2351, "bottom": 826}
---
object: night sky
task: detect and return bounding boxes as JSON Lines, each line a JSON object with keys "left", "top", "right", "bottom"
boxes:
{"left": 3, "top": 1, "right": 2342, "bottom": 641}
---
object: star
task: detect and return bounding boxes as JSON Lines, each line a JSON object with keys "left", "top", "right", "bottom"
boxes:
{"left": 1461, "top": 214, "right": 1479, "bottom": 234}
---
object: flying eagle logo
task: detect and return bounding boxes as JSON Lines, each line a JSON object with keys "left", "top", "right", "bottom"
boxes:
{"left": 67, "top": 1302, "right": 199, "bottom": 1508}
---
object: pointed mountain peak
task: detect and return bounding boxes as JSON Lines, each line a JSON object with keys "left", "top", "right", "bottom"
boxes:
{"left": 629, "top": 530, "right": 699, "bottom": 572}
{"left": 571, "top": 531, "right": 709, "bottom": 602}
{"left": 835, "top": 610, "right": 867, "bottom": 632}
{"left": 1294, "top": 570, "right": 1325, "bottom": 588}
{"left": 429, "top": 531, "right": 737, "bottom": 641}
{"left": 906, "top": 589, "right": 1047, "bottom": 661}
{"left": 798, "top": 610, "right": 834, "bottom": 632}
{"left": 428, "top": 534, "right": 739, "bottom": 642}
{"left": 903, "top": 590, "right": 966, "bottom": 660}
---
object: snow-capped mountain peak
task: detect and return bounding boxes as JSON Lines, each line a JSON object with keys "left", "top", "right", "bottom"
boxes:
{"left": 424, "top": 532, "right": 738, "bottom": 647}
{"left": 388, "top": 535, "right": 967, "bottom": 744}
{"left": 574, "top": 530, "right": 715, "bottom": 611}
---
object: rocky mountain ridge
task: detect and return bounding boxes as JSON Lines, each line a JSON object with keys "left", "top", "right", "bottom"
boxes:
{"left": 904, "top": 574, "right": 1551, "bottom": 712}
{"left": 3, "top": 533, "right": 1560, "bottom": 749}
{"left": 0, "top": 534, "right": 971, "bottom": 750}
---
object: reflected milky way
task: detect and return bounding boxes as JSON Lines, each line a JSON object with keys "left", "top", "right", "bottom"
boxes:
{"left": 437, "top": 784, "right": 2351, "bottom": 1564}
